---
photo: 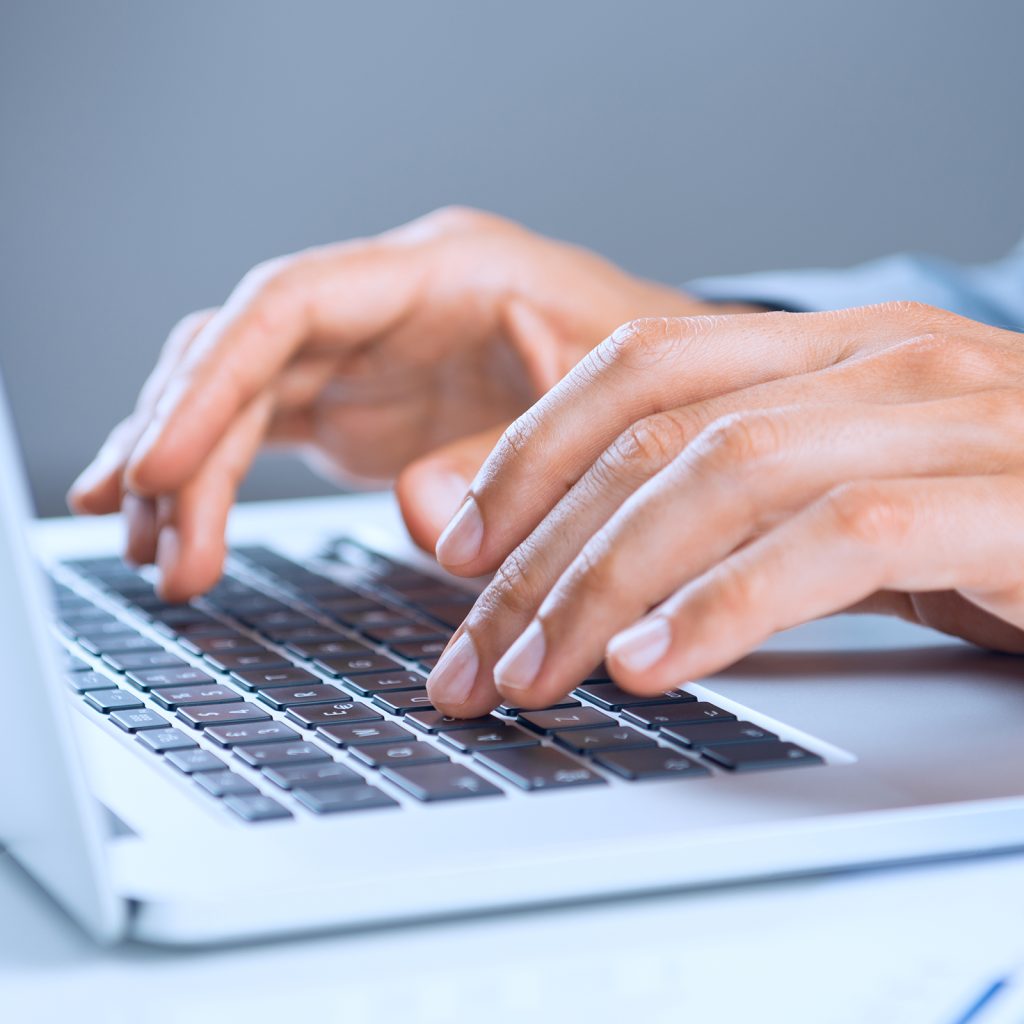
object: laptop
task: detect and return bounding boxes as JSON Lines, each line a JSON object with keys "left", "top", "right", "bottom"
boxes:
{"left": 4, "top": 372, "right": 1024, "bottom": 946}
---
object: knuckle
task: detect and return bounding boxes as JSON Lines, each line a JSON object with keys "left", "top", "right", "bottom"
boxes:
{"left": 606, "top": 413, "right": 689, "bottom": 475}
{"left": 691, "top": 412, "right": 788, "bottom": 473}
{"left": 479, "top": 544, "right": 544, "bottom": 619}
{"left": 562, "top": 535, "right": 618, "bottom": 600}
{"left": 600, "top": 315, "right": 715, "bottom": 371}
{"left": 824, "top": 482, "right": 914, "bottom": 547}
{"left": 711, "top": 559, "right": 761, "bottom": 620}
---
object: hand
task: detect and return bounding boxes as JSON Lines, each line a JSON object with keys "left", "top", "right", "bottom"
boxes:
{"left": 67, "top": 207, "right": 731, "bottom": 599}
{"left": 425, "top": 302, "right": 1024, "bottom": 717}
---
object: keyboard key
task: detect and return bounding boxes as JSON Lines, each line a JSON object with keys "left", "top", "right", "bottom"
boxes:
{"left": 285, "top": 702, "right": 383, "bottom": 728}
{"left": 702, "top": 741, "right": 823, "bottom": 772}
{"left": 165, "top": 748, "right": 226, "bottom": 774}
{"left": 314, "top": 653, "right": 405, "bottom": 677}
{"left": 285, "top": 639, "right": 371, "bottom": 660}
{"left": 382, "top": 763, "right": 503, "bottom": 802}
{"left": 317, "top": 720, "right": 414, "bottom": 748}
{"left": 341, "top": 671, "right": 427, "bottom": 697}
{"left": 475, "top": 747, "right": 606, "bottom": 791}
{"left": 257, "top": 683, "right": 348, "bottom": 710}
{"left": 101, "top": 650, "right": 187, "bottom": 673}
{"left": 292, "top": 784, "right": 397, "bottom": 815}
{"left": 262, "top": 762, "right": 362, "bottom": 790}
{"left": 404, "top": 710, "right": 498, "bottom": 734}
{"left": 574, "top": 681, "right": 695, "bottom": 711}
{"left": 150, "top": 684, "right": 242, "bottom": 710}
{"left": 177, "top": 703, "right": 271, "bottom": 728}
{"left": 495, "top": 697, "right": 580, "bottom": 715}
{"left": 127, "top": 665, "right": 216, "bottom": 692}
{"left": 109, "top": 708, "right": 169, "bottom": 732}
{"left": 390, "top": 639, "right": 449, "bottom": 661}
{"left": 84, "top": 688, "right": 144, "bottom": 713}
{"left": 204, "top": 651, "right": 291, "bottom": 673}
{"left": 136, "top": 728, "right": 199, "bottom": 753}
{"left": 660, "top": 721, "right": 779, "bottom": 749}
{"left": 364, "top": 622, "right": 447, "bottom": 645}
{"left": 223, "top": 794, "right": 292, "bottom": 822}
{"left": 372, "top": 689, "right": 435, "bottom": 715}
{"left": 194, "top": 770, "right": 260, "bottom": 798}
{"left": 341, "top": 609, "right": 410, "bottom": 629}
{"left": 80, "top": 633, "right": 158, "bottom": 656}
{"left": 518, "top": 706, "right": 617, "bottom": 734}
{"left": 440, "top": 722, "right": 540, "bottom": 753}
{"left": 230, "top": 666, "right": 320, "bottom": 691}
{"left": 417, "top": 600, "right": 474, "bottom": 629}
{"left": 247, "top": 610, "right": 318, "bottom": 634}
{"left": 552, "top": 725, "right": 656, "bottom": 755}
{"left": 205, "top": 720, "right": 301, "bottom": 748}
{"left": 594, "top": 747, "right": 710, "bottom": 781}
{"left": 179, "top": 633, "right": 260, "bottom": 655}
{"left": 622, "top": 702, "right": 736, "bottom": 730}
{"left": 66, "top": 670, "right": 118, "bottom": 693}
{"left": 350, "top": 741, "right": 449, "bottom": 769}
{"left": 234, "top": 741, "right": 331, "bottom": 768}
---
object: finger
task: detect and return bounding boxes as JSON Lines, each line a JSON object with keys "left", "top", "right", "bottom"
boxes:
{"left": 121, "top": 493, "right": 159, "bottom": 566}
{"left": 434, "top": 307, "right": 901, "bottom": 576}
{"left": 68, "top": 309, "right": 216, "bottom": 514}
{"left": 123, "top": 244, "right": 427, "bottom": 498}
{"left": 395, "top": 424, "right": 508, "bottom": 553}
{"left": 486, "top": 394, "right": 1022, "bottom": 707}
{"left": 607, "top": 474, "right": 1024, "bottom": 690}
{"left": 154, "top": 392, "right": 274, "bottom": 601}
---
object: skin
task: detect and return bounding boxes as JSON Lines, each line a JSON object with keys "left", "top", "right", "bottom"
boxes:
{"left": 428, "top": 302, "right": 1024, "bottom": 716}
{"left": 67, "top": 207, "right": 738, "bottom": 600}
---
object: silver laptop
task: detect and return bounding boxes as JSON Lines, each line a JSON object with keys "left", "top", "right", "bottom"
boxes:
{"left": 4, "top": 372, "right": 1024, "bottom": 946}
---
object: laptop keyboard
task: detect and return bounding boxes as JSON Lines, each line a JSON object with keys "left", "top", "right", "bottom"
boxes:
{"left": 49, "top": 538, "right": 823, "bottom": 824}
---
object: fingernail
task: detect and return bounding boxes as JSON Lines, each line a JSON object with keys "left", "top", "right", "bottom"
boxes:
{"left": 494, "top": 620, "right": 546, "bottom": 694}
{"left": 422, "top": 471, "right": 470, "bottom": 535}
{"left": 155, "top": 525, "right": 180, "bottom": 595}
{"left": 427, "top": 632, "right": 479, "bottom": 707}
{"left": 435, "top": 495, "right": 483, "bottom": 567}
{"left": 608, "top": 617, "right": 671, "bottom": 672}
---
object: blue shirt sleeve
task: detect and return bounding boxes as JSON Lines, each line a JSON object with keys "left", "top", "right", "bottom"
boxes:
{"left": 686, "top": 238, "right": 1024, "bottom": 332}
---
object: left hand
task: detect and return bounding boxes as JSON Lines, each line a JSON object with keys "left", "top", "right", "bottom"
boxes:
{"left": 425, "top": 302, "right": 1024, "bottom": 717}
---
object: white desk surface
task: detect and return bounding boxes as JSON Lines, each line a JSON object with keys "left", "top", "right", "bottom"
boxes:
{"left": 2, "top": 844, "right": 1023, "bottom": 1024}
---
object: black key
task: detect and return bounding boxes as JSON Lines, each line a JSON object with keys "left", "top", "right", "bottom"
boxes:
{"left": 205, "top": 720, "right": 301, "bottom": 748}
{"left": 417, "top": 600, "right": 475, "bottom": 629}
{"left": 622, "top": 702, "right": 736, "bottom": 730}
{"left": 342, "top": 609, "right": 410, "bottom": 629}
{"left": 387, "top": 583, "right": 469, "bottom": 606}
{"left": 109, "top": 708, "right": 168, "bottom": 732}
{"left": 150, "top": 606, "right": 216, "bottom": 628}
{"left": 73, "top": 620, "right": 139, "bottom": 641}
{"left": 416, "top": 657, "right": 442, "bottom": 672}
{"left": 257, "top": 683, "right": 349, "bottom": 710}
{"left": 151, "top": 684, "right": 242, "bottom": 710}
{"left": 292, "top": 784, "right": 397, "bottom": 815}
{"left": 574, "top": 681, "right": 695, "bottom": 711}
{"left": 247, "top": 610, "right": 318, "bottom": 634}
{"left": 495, "top": 697, "right": 580, "bottom": 715}
{"left": 285, "top": 639, "right": 371, "bottom": 661}
{"left": 553, "top": 725, "right": 656, "bottom": 755}
{"left": 262, "top": 762, "right": 362, "bottom": 790}
{"left": 363, "top": 622, "right": 447, "bottom": 645}
{"left": 475, "top": 747, "right": 606, "bottom": 791}
{"left": 317, "top": 720, "right": 414, "bottom": 748}
{"left": 84, "top": 688, "right": 144, "bottom": 713}
{"left": 316, "top": 597, "right": 389, "bottom": 620}
{"left": 193, "top": 770, "right": 260, "bottom": 798}
{"left": 136, "top": 728, "right": 199, "bottom": 753}
{"left": 230, "top": 666, "right": 320, "bottom": 692}
{"left": 350, "top": 742, "right": 449, "bottom": 769}
{"left": 390, "top": 639, "right": 449, "bottom": 661}
{"left": 660, "top": 720, "right": 779, "bottom": 749}
{"left": 518, "top": 706, "right": 617, "bottom": 734}
{"left": 223, "top": 794, "right": 292, "bottom": 822}
{"left": 66, "top": 670, "right": 118, "bottom": 693}
{"left": 405, "top": 710, "right": 498, "bottom": 734}
{"left": 372, "top": 689, "right": 436, "bottom": 715}
{"left": 127, "top": 666, "right": 217, "bottom": 692}
{"left": 382, "top": 763, "right": 503, "bottom": 802}
{"left": 234, "top": 741, "right": 331, "bottom": 768}
{"left": 270, "top": 628, "right": 348, "bottom": 648}
{"left": 180, "top": 634, "right": 261, "bottom": 656}
{"left": 702, "top": 741, "right": 823, "bottom": 772}
{"left": 440, "top": 722, "right": 540, "bottom": 753}
{"left": 165, "top": 748, "right": 226, "bottom": 774}
{"left": 314, "top": 653, "right": 405, "bottom": 678}
{"left": 177, "top": 703, "right": 271, "bottom": 728}
{"left": 101, "top": 650, "right": 187, "bottom": 673}
{"left": 285, "top": 702, "right": 383, "bottom": 728}
{"left": 594, "top": 747, "right": 710, "bottom": 781}
{"left": 204, "top": 651, "right": 291, "bottom": 673}
{"left": 341, "top": 671, "right": 426, "bottom": 697}
{"left": 80, "top": 634, "right": 157, "bottom": 657}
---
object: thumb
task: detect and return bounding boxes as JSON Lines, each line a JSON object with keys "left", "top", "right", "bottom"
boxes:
{"left": 395, "top": 423, "right": 507, "bottom": 554}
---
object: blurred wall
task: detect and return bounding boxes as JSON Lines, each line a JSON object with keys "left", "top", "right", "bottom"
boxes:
{"left": 2, "top": 0, "right": 1022, "bottom": 515}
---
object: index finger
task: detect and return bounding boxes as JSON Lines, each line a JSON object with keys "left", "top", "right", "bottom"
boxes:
{"left": 124, "top": 242, "right": 426, "bottom": 496}
{"left": 434, "top": 309, "right": 866, "bottom": 576}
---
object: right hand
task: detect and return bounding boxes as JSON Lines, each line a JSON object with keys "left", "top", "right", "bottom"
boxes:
{"left": 68, "top": 207, "right": 722, "bottom": 599}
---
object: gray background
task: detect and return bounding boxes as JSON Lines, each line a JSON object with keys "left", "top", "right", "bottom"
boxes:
{"left": 2, "top": 0, "right": 1022, "bottom": 516}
